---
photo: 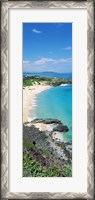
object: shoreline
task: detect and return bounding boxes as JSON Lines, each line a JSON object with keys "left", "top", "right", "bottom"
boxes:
{"left": 23, "top": 82, "right": 72, "bottom": 177}
{"left": 23, "top": 84, "right": 52, "bottom": 123}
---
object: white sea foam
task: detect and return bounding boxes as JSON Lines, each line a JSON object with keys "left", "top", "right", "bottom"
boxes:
{"left": 28, "top": 116, "right": 37, "bottom": 122}
{"left": 31, "top": 103, "right": 36, "bottom": 106}
{"left": 61, "top": 84, "right": 68, "bottom": 86}
{"left": 31, "top": 99, "right": 37, "bottom": 106}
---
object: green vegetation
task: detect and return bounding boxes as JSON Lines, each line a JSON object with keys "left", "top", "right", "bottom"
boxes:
{"left": 23, "top": 78, "right": 36, "bottom": 87}
{"left": 23, "top": 78, "right": 32, "bottom": 87}
{"left": 23, "top": 76, "right": 72, "bottom": 87}
{"left": 23, "top": 151, "right": 72, "bottom": 177}
{"left": 23, "top": 140, "right": 36, "bottom": 149}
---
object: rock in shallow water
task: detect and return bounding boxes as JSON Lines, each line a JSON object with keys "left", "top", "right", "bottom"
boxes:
{"left": 53, "top": 124, "right": 69, "bottom": 132}
{"left": 31, "top": 118, "right": 62, "bottom": 124}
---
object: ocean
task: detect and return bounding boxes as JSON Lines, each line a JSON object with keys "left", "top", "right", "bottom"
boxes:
{"left": 35, "top": 85, "right": 72, "bottom": 143}
{"left": 23, "top": 72, "right": 72, "bottom": 80}
{"left": 24, "top": 72, "right": 72, "bottom": 143}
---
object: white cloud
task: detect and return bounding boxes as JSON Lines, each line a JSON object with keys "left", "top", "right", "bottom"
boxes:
{"left": 23, "top": 57, "right": 72, "bottom": 73}
{"left": 33, "top": 57, "right": 72, "bottom": 65}
{"left": 62, "top": 46, "right": 71, "bottom": 50}
{"left": 33, "top": 58, "right": 54, "bottom": 65}
{"left": 23, "top": 60, "right": 30, "bottom": 65}
{"left": 56, "top": 58, "right": 71, "bottom": 63}
{"left": 23, "top": 57, "right": 72, "bottom": 69}
{"left": 32, "top": 29, "right": 42, "bottom": 34}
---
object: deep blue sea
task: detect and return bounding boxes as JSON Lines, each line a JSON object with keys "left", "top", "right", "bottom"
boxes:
{"left": 24, "top": 72, "right": 72, "bottom": 143}
{"left": 23, "top": 72, "right": 72, "bottom": 80}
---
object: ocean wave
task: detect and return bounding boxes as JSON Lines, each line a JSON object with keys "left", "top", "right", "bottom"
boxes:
{"left": 61, "top": 84, "right": 69, "bottom": 87}
{"left": 28, "top": 116, "right": 37, "bottom": 122}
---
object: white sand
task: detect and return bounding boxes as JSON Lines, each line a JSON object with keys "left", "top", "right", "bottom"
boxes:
{"left": 33, "top": 123, "right": 54, "bottom": 132}
{"left": 23, "top": 84, "right": 52, "bottom": 123}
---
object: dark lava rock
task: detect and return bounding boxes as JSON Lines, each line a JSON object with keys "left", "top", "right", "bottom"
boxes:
{"left": 65, "top": 142, "right": 72, "bottom": 145}
{"left": 44, "top": 119, "right": 61, "bottom": 124}
{"left": 31, "top": 118, "right": 62, "bottom": 124}
{"left": 53, "top": 125, "right": 69, "bottom": 132}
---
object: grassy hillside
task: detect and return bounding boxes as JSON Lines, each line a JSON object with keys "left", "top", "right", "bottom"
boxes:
{"left": 23, "top": 76, "right": 72, "bottom": 87}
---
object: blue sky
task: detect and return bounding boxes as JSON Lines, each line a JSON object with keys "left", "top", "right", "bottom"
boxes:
{"left": 23, "top": 23, "right": 72, "bottom": 73}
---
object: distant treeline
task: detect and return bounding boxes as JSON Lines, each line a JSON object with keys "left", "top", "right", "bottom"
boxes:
{"left": 23, "top": 75, "right": 72, "bottom": 87}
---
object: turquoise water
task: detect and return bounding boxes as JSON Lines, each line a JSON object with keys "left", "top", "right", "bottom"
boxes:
{"left": 35, "top": 85, "right": 72, "bottom": 143}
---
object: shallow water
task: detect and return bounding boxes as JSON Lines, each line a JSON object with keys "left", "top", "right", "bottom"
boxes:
{"left": 35, "top": 85, "right": 72, "bottom": 143}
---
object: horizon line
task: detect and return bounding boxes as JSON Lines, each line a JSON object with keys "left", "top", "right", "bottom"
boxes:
{"left": 23, "top": 71, "right": 72, "bottom": 74}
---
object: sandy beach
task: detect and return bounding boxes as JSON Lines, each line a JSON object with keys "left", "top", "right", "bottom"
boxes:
{"left": 23, "top": 84, "right": 52, "bottom": 123}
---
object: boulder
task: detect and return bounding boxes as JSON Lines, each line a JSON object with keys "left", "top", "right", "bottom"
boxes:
{"left": 44, "top": 119, "right": 61, "bottom": 124}
{"left": 53, "top": 125, "right": 69, "bottom": 132}
{"left": 65, "top": 142, "right": 72, "bottom": 145}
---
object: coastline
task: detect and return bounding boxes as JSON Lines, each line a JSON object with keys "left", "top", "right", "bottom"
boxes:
{"left": 23, "top": 84, "right": 52, "bottom": 123}
{"left": 23, "top": 78, "right": 72, "bottom": 177}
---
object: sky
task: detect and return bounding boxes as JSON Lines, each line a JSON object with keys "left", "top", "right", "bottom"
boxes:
{"left": 23, "top": 23, "right": 72, "bottom": 73}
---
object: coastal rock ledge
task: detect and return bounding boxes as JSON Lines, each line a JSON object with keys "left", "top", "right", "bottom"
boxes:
{"left": 31, "top": 118, "right": 69, "bottom": 131}
{"left": 23, "top": 118, "right": 72, "bottom": 177}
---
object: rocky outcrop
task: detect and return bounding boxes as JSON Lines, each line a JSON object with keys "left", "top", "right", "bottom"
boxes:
{"left": 53, "top": 124, "right": 69, "bottom": 132}
{"left": 31, "top": 118, "right": 62, "bottom": 124}
{"left": 31, "top": 118, "right": 69, "bottom": 133}
{"left": 23, "top": 118, "right": 72, "bottom": 167}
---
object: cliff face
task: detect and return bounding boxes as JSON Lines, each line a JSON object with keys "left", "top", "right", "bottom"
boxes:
{"left": 23, "top": 118, "right": 72, "bottom": 177}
